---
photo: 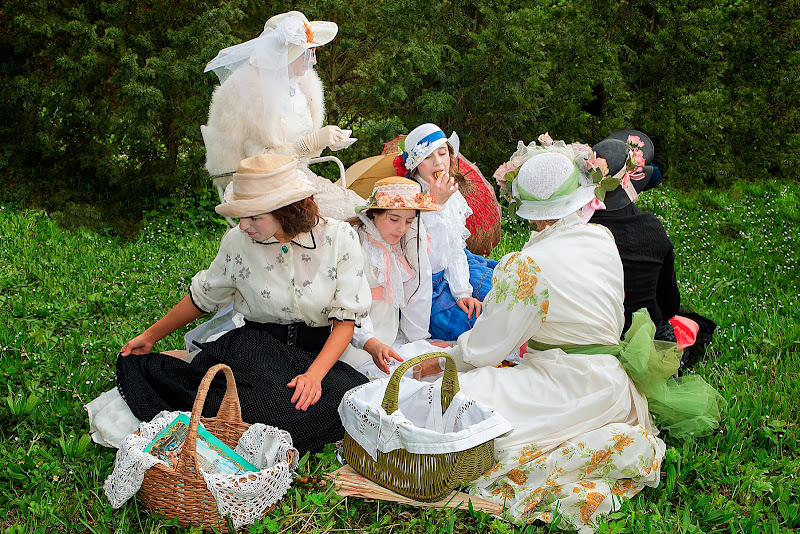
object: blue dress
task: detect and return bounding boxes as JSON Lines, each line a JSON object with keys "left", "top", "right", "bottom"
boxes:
{"left": 429, "top": 250, "right": 498, "bottom": 340}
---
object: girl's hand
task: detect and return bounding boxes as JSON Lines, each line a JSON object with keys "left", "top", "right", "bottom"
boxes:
{"left": 120, "top": 334, "right": 156, "bottom": 356}
{"left": 456, "top": 297, "right": 483, "bottom": 320}
{"left": 429, "top": 170, "right": 457, "bottom": 205}
{"left": 430, "top": 340, "right": 453, "bottom": 348}
{"left": 413, "top": 358, "right": 444, "bottom": 379}
{"left": 364, "top": 338, "right": 403, "bottom": 374}
{"left": 287, "top": 373, "right": 323, "bottom": 411}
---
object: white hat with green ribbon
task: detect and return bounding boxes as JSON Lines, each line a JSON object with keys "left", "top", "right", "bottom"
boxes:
{"left": 512, "top": 149, "right": 596, "bottom": 221}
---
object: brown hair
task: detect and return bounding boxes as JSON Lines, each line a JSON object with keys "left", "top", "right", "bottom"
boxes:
{"left": 270, "top": 197, "right": 321, "bottom": 238}
{"left": 346, "top": 208, "right": 385, "bottom": 228}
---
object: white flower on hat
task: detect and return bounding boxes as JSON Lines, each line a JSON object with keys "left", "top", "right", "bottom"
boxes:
{"left": 405, "top": 142, "right": 432, "bottom": 171}
{"left": 277, "top": 17, "right": 308, "bottom": 46}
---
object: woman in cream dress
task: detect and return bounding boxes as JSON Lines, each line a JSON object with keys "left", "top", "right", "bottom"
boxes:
{"left": 403, "top": 139, "right": 723, "bottom": 532}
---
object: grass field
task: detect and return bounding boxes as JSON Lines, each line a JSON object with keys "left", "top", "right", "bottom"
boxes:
{"left": 1, "top": 181, "right": 799, "bottom": 533}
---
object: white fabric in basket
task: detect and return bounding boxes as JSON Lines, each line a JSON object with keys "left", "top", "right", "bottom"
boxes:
{"left": 104, "top": 410, "right": 298, "bottom": 529}
{"left": 339, "top": 377, "right": 513, "bottom": 460}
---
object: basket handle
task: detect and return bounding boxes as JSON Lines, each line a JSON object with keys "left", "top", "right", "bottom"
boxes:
{"left": 177, "top": 364, "right": 243, "bottom": 478}
{"left": 381, "top": 352, "right": 458, "bottom": 415}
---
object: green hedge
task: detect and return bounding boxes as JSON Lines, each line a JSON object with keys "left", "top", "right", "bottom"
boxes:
{"left": 1, "top": 0, "right": 797, "bottom": 219}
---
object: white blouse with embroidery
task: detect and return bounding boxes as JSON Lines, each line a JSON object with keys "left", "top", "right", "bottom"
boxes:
{"left": 190, "top": 218, "right": 371, "bottom": 327}
{"left": 420, "top": 187, "right": 473, "bottom": 299}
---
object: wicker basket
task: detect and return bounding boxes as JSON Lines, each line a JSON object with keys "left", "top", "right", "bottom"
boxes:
{"left": 343, "top": 352, "right": 496, "bottom": 502}
{"left": 137, "top": 364, "right": 292, "bottom": 532}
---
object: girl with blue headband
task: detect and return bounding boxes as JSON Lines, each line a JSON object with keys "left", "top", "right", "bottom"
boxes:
{"left": 395, "top": 123, "right": 498, "bottom": 341}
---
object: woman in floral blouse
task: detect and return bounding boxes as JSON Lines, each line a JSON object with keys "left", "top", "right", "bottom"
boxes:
{"left": 114, "top": 154, "right": 371, "bottom": 455}
{"left": 412, "top": 139, "right": 723, "bottom": 532}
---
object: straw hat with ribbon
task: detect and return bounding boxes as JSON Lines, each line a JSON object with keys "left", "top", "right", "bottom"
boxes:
{"left": 216, "top": 154, "right": 317, "bottom": 218}
{"left": 357, "top": 177, "right": 441, "bottom": 214}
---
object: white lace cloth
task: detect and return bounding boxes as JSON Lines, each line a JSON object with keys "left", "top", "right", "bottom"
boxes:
{"left": 104, "top": 410, "right": 298, "bottom": 529}
{"left": 339, "top": 376, "right": 513, "bottom": 460}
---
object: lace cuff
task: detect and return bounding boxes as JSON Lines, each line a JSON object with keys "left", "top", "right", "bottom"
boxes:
{"left": 328, "top": 307, "right": 369, "bottom": 328}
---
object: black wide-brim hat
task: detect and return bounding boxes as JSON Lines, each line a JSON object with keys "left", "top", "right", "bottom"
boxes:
{"left": 605, "top": 129, "right": 655, "bottom": 165}
{"left": 592, "top": 138, "right": 653, "bottom": 211}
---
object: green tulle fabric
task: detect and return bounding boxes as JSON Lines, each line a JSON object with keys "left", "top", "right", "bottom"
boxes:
{"left": 528, "top": 309, "right": 726, "bottom": 440}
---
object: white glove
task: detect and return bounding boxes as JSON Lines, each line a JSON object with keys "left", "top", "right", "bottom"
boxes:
{"left": 295, "top": 125, "right": 344, "bottom": 154}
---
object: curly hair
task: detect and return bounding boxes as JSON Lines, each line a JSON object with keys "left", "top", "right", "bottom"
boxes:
{"left": 270, "top": 197, "right": 321, "bottom": 238}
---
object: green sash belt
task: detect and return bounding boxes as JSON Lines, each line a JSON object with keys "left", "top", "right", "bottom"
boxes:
{"left": 528, "top": 309, "right": 726, "bottom": 440}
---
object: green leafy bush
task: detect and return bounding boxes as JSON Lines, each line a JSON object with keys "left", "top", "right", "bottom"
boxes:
{"left": 1, "top": 0, "right": 797, "bottom": 223}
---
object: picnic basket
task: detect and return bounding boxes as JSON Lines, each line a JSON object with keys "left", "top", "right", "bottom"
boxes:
{"left": 137, "top": 364, "right": 294, "bottom": 532}
{"left": 341, "top": 352, "right": 506, "bottom": 502}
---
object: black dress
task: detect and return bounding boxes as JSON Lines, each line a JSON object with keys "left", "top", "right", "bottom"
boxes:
{"left": 117, "top": 322, "right": 368, "bottom": 455}
{"left": 590, "top": 204, "right": 680, "bottom": 331}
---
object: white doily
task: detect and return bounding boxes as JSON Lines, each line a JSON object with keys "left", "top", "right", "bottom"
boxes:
{"left": 104, "top": 411, "right": 298, "bottom": 529}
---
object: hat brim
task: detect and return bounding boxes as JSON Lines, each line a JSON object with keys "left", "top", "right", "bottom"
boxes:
{"left": 602, "top": 166, "right": 653, "bottom": 211}
{"left": 605, "top": 129, "right": 654, "bottom": 164}
{"left": 515, "top": 186, "right": 597, "bottom": 221}
{"left": 215, "top": 183, "right": 318, "bottom": 218}
{"left": 306, "top": 21, "right": 337, "bottom": 47}
{"left": 406, "top": 131, "right": 460, "bottom": 171}
{"left": 286, "top": 21, "right": 338, "bottom": 62}
{"left": 358, "top": 204, "right": 440, "bottom": 213}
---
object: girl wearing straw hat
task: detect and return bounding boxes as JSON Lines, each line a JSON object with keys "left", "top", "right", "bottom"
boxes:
{"left": 91, "top": 155, "right": 371, "bottom": 455}
{"left": 339, "top": 177, "right": 443, "bottom": 377}
{"left": 201, "top": 11, "right": 364, "bottom": 221}
{"left": 408, "top": 137, "right": 723, "bottom": 530}
{"left": 395, "top": 123, "right": 498, "bottom": 342}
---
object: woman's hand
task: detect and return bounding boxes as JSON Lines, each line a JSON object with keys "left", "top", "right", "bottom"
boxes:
{"left": 287, "top": 373, "right": 323, "bottom": 411}
{"left": 364, "top": 338, "right": 403, "bottom": 375}
{"left": 120, "top": 333, "right": 156, "bottom": 356}
{"left": 456, "top": 296, "right": 483, "bottom": 320}
{"left": 430, "top": 340, "right": 453, "bottom": 348}
{"left": 298, "top": 125, "right": 344, "bottom": 154}
{"left": 428, "top": 170, "right": 457, "bottom": 205}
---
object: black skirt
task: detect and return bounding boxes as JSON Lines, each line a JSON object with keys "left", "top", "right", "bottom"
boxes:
{"left": 116, "top": 323, "right": 368, "bottom": 455}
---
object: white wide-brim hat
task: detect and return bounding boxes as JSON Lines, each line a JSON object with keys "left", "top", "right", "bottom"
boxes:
{"left": 216, "top": 154, "right": 318, "bottom": 218}
{"left": 403, "top": 123, "right": 460, "bottom": 171}
{"left": 263, "top": 11, "right": 338, "bottom": 62}
{"left": 513, "top": 151, "right": 596, "bottom": 221}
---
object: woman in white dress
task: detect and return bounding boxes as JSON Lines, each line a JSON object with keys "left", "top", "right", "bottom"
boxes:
{"left": 339, "top": 177, "right": 442, "bottom": 377}
{"left": 407, "top": 139, "right": 724, "bottom": 531}
{"left": 201, "top": 11, "right": 364, "bottom": 221}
